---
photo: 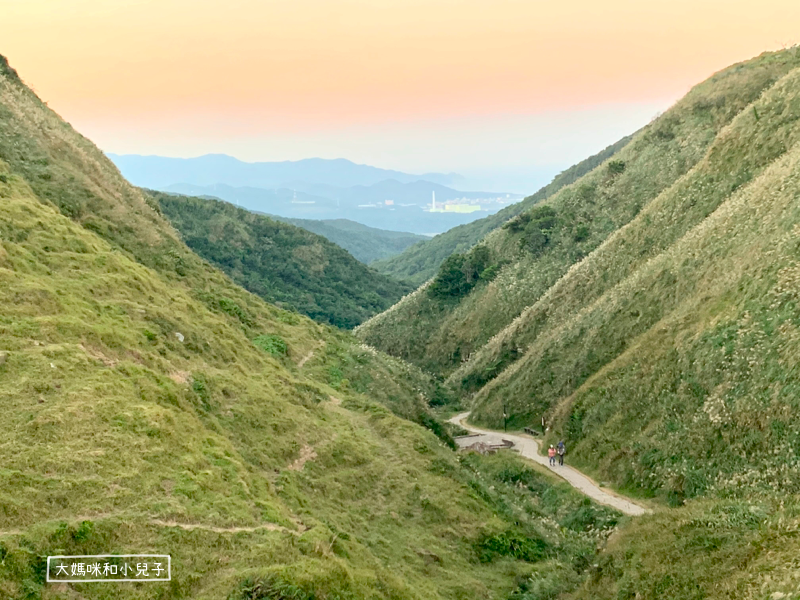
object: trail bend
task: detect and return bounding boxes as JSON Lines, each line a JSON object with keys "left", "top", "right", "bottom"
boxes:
{"left": 448, "top": 412, "right": 650, "bottom": 516}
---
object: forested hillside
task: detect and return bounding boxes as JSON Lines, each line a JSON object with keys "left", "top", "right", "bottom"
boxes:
{"left": 371, "top": 136, "right": 632, "bottom": 285}
{"left": 0, "top": 53, "right": 623, "bottom": 599}
{"left": 154, "top": 192, "right": 412, "bottom": 328}
{"left": 267, "top": 215, "right": 427, "bottom": 264}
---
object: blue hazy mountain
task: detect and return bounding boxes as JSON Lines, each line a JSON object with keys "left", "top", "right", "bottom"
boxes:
{"left": 108, "top": 153, "right": 464, "bottom": 189}
{"left": 157, "top": 180, "right": 520, "bottom": 234}
{"left": 109, "top": 154, "right": 522, "bottom": 234}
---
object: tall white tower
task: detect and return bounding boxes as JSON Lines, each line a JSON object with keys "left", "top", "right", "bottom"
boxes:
{"left": 432, "top": 191, "right": 436, "bottom": 212}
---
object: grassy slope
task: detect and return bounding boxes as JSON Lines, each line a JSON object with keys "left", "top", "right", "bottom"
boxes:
{"left": 456, "top": 49, "right": 800, "bottom": 400}
{"left": 154, "top": 191, "right": 412, "bottom": 329}
{"left": 371, "top": 137, "right": 632, "bottom": 286}
{"left": 461, "top": 51, "right": 800, "bottom": 500}
{"left": 358, "top": 52, "right": 800, "bottom": 378}
{"left": 435, "top": 49, "right": 800, "bottom": 600}
{"left": 355, "top": 50, "right": 800, "bottom": 600}
{"left": 0, "top": 55, "right": 611, "bottom": 599}
{"left": 570, "top": 496, "right": 800, "bottom": 600}
{"left": 268, "top": 216, "right": 428, "bottom": 265}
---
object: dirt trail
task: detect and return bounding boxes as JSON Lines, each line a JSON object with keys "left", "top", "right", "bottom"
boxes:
{"left": 150, "top": 519, "right": 295, "bottom": 535}
{"left": 297, "top": 341, "right": 324, "bottom": 369}
{"left": 448, "top": 412, "right": 650, "bottom": 516}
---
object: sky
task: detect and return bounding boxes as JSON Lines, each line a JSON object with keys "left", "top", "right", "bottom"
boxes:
{"left": 2, "top": 0, "right": 799, "bottom": 190}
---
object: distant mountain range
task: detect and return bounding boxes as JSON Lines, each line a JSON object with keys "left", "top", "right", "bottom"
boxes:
{"left": 109, "top": 154, "right": 522, "bottom": 234}
{"left": 371, "top": 135, "right": 633, "bottom": 284}
{"left": 108, "top": 153, "right": 464, "bottom": 189}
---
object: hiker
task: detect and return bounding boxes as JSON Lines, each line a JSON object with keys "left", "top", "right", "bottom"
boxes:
{"left": 557, "top": 440, "right": 566, "bottom": 466}
{"left": 548, "top": 445, "right": 556, "bottom": 466}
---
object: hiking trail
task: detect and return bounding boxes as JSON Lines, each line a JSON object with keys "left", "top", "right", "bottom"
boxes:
{"left": 297, "top": 341, "right": 324, "bottom": 369}
{"left": 448, "top": 412, "right": 650, "bottom": 516}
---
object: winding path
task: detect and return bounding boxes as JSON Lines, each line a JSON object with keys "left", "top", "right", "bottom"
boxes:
{"left": 448, "top": 412, "right": 649, "bottom": 516}
{"left": 297, "top": 341, "right": 324, "bottom": 369}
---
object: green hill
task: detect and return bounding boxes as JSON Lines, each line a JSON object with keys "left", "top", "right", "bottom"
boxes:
{"left": 370, "top": 136, "right": 632, "bottom": 286}
{"left": 361, "top": 43, "right": 800, "bottom": 508}
{"left": 152, "top": 191, "right": 412, "bottom": 329}
{"left": 468, "top": 52, "right": 800, "bottom": 497}
{"left": 9, "top": 42, "right": 800, "bottom": 600}
{"left": 266, "top": 215, "right": 428, "bottom": 264}
{"left": 357, "top": 49, "right": 800, "bottom": 379}
{"left": 0, "top": 54, "right": 619, "bottom": 599}
{"left": 354, "top": 46, "right": 800, "bottom": 599}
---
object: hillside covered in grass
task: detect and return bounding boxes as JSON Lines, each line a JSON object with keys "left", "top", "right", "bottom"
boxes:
{"left": 353, "top": 46, "right": 800, "bottom": 599}
{"left": 361, "top": 46, "right": 800, "bottom": 501}
{"left": 266, "top": 215, "right": 428, "bottom": 264}
{"left": 358, "top": 49, "right": 800, "bottom": 380}
{"left": 370, "top": 136, "right": 632, "bottom": 286}
{"left": 0, "top": 53, "right": 629, "bottom": 599}
{"left": 468, "top": 51, "right": 800, "bottom": 500}
{"left": 153, "top": 191, "right": 412, "bottom": 328}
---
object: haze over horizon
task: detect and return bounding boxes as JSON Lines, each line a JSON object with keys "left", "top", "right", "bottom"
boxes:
{"left": 3, "top": 0, "right": 799, "bottom": 192}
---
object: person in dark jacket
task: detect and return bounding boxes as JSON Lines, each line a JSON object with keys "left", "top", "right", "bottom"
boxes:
{"left": 557, "top": 440, "right": 566, "bottom": 466}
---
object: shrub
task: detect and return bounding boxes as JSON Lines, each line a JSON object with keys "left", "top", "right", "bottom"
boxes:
{"left": 475, "top": 530, "right": 549, "bottom": 563}
{"left": 428, "top": 245, "right": 496, "bottom": 299}
{"left": 503, "top": 212, "right": 533, "bottom": 232}
{"left": 607, "top": 159, "right": 626, "bottom": 175}
{"left": 573, "top": 224, "right": 590, "bottom": 242}
{"left": 518, "top": 206, "right": 559, "bottom": 255}
{"left": 429, "top": 253, "right": 470, "bottom": 298}
{"left": 254, "top": 334, "right": 288, "bottom": 356}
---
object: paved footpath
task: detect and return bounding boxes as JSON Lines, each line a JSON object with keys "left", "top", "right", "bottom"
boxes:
{"left": 448, "top": 412, "right": 650, "bottom": 516}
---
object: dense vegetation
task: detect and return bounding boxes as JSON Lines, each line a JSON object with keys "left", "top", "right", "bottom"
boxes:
{"left": 427, "top": 245, "right": 501, "bottom": 299}
{"left": 154, "top": 192, "right": 412, "bottom": 328}
{"left": 371, "top": 136, "right": 632, "bottom": 285}
{"left": 267, "top": 215, "right": 428, "bottom": 264}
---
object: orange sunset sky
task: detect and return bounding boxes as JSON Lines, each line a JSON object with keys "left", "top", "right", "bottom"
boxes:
{"left": 3, "top": 0, "right": 799, "bottom": 186}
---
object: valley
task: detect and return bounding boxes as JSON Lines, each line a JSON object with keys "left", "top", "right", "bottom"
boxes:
{"left": 3, "top": 34, "right": 800, "bottom": 600}
{"left": 152, "top": 190, "right": 412, "bottom": 328}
